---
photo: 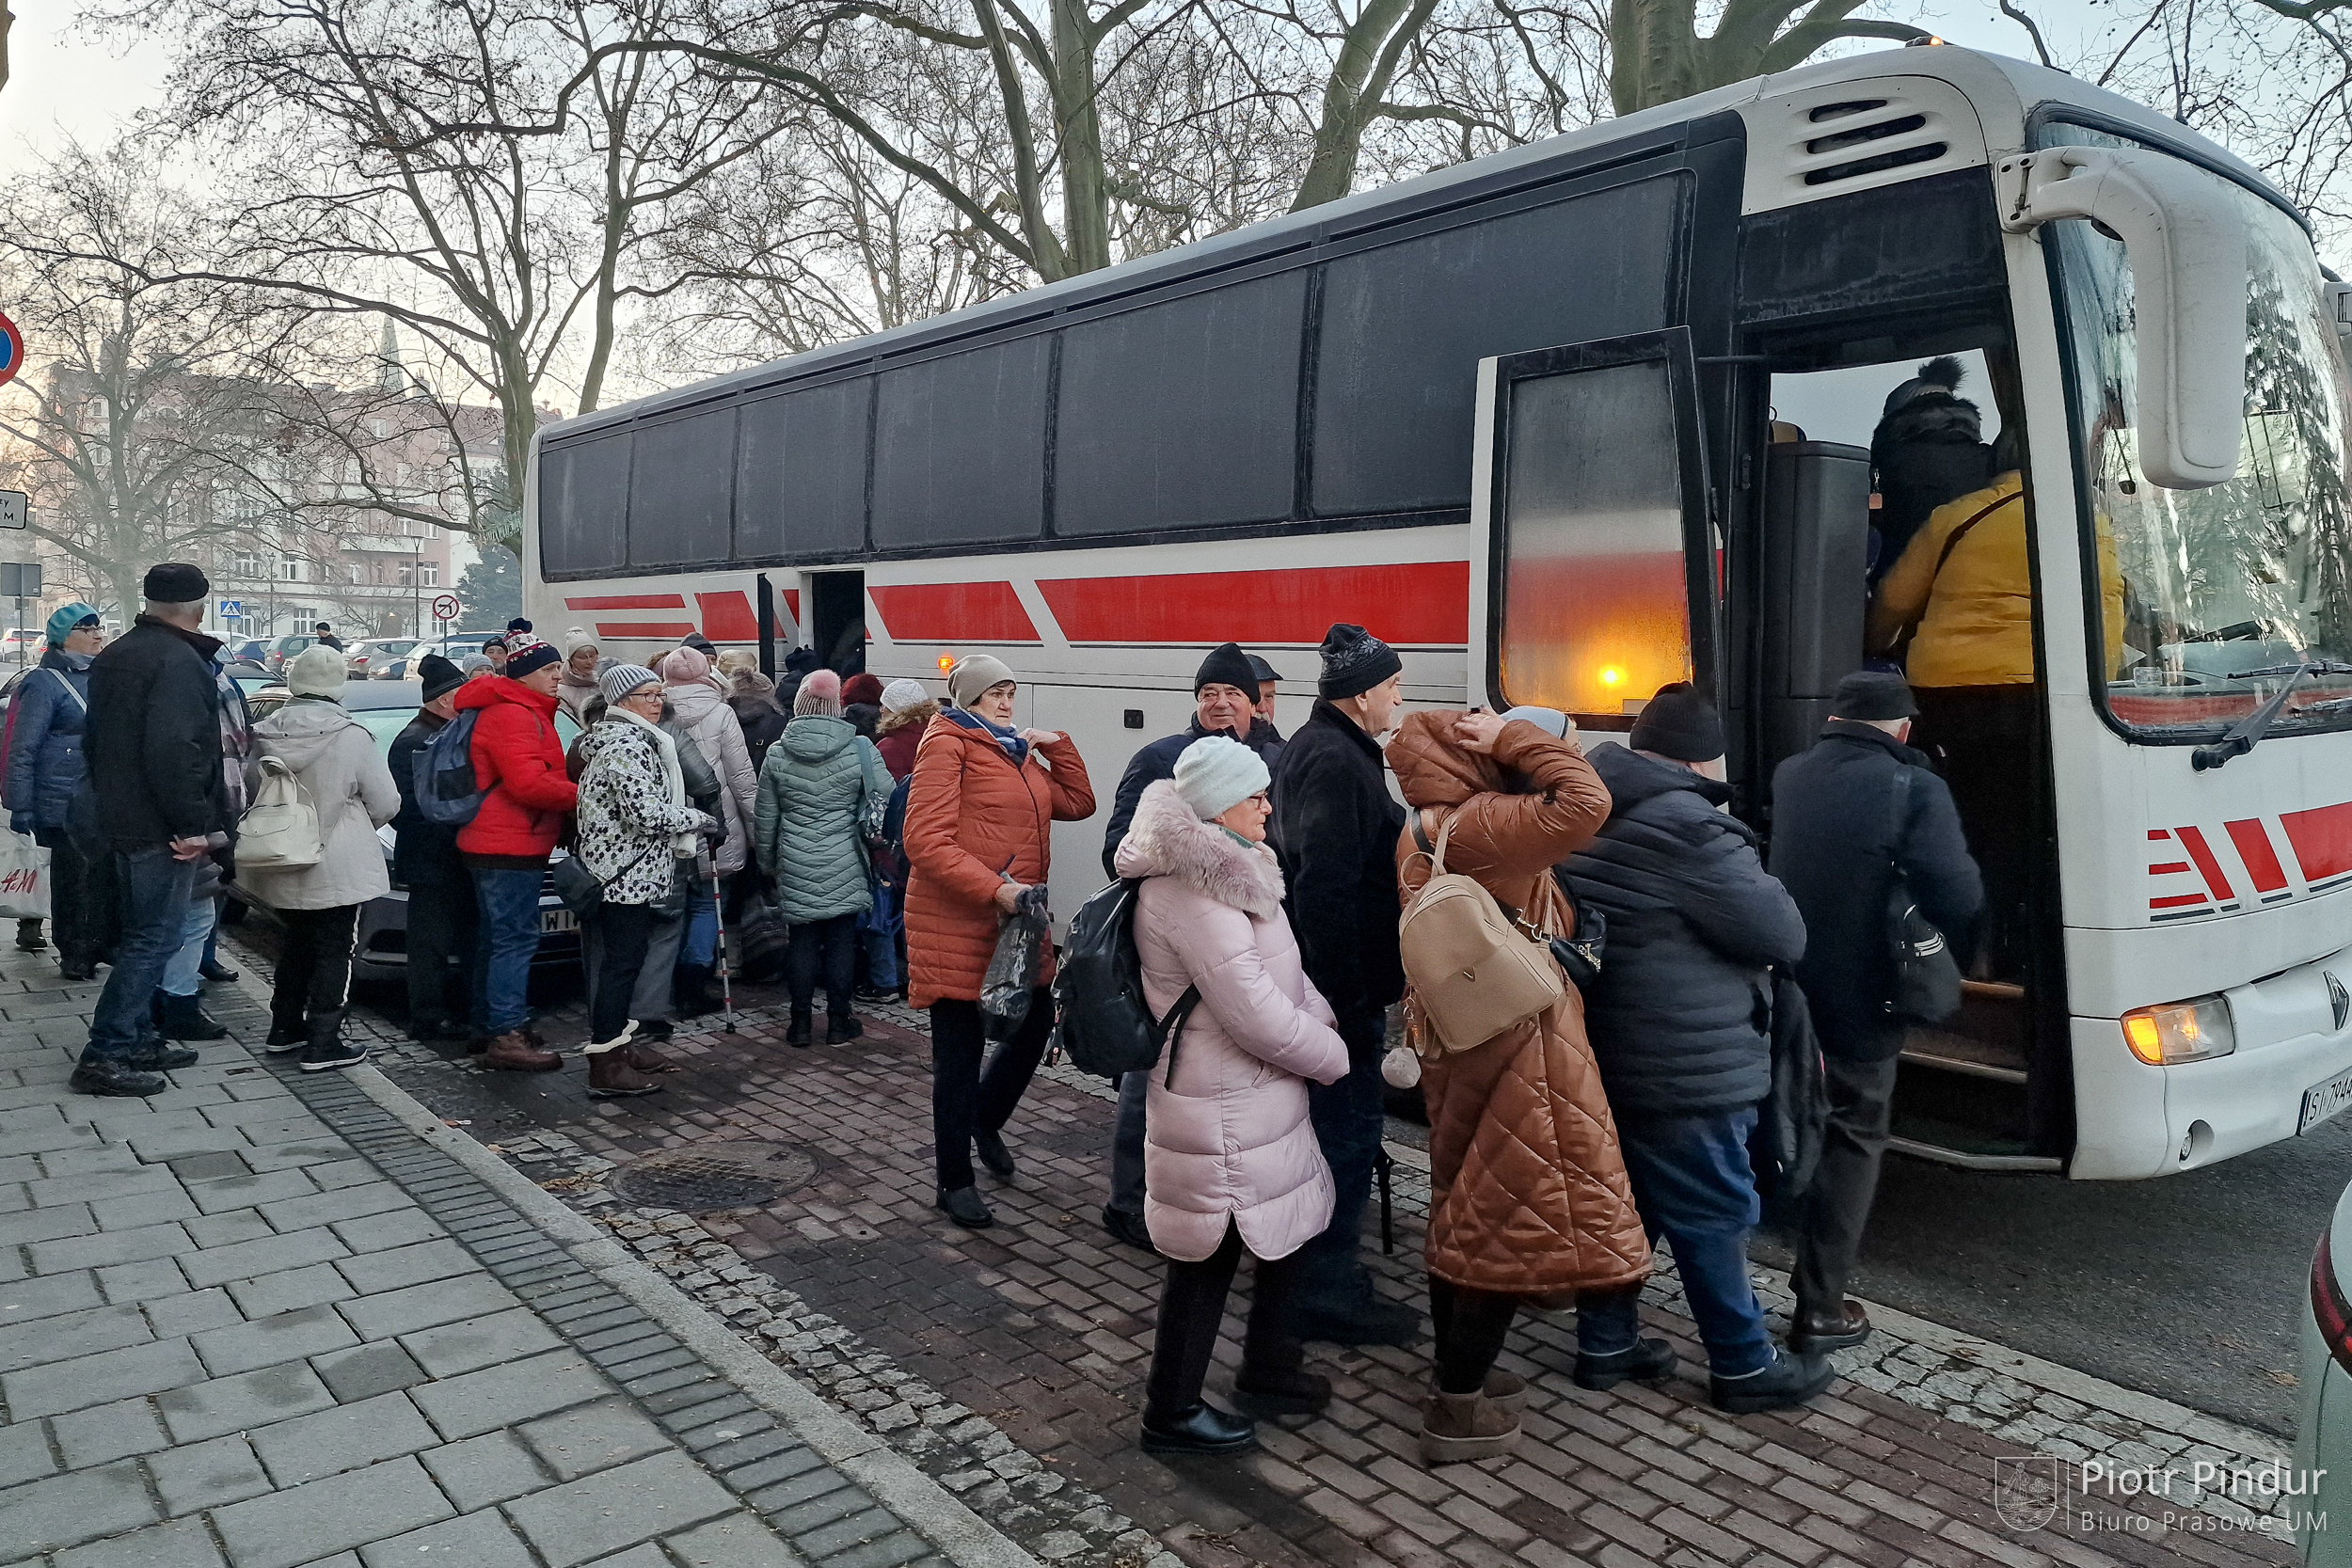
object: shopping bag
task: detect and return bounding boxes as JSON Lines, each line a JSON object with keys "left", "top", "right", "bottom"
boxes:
{"left": 0, "top": 828, "right": 51, "bottom": 920}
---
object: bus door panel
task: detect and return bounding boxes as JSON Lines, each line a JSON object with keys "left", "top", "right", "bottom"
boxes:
{"left": 1470, "top": 327, "right": 1715, "bottom": 725}
{"left": 1757, "top": 440, "right": 1871, "bottom": 773}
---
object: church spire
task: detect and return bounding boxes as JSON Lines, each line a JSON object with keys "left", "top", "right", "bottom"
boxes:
{"left": 375, "top": 319, "right": 401, "bottom": 394}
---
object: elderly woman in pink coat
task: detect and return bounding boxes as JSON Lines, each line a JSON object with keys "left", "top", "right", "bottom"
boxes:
{"left": 1113, "top": 734, "right": 1349, "bottom": 1459}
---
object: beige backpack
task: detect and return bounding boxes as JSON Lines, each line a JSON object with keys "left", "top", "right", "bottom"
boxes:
{"left": 1398, "top": 809, "right": 1564, "bottom": 1055}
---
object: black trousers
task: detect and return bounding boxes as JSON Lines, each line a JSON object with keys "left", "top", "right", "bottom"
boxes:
{"left": 1147, "top": 1223, "right": 1305, "bottom": 1418}
{"left": 38, "top": 826, "right": 114, "bottom": 970}
{"left": 930, "top": 992, "right": 1052, "bottom": 1190}
{"left": 270, "top": 905, "right": 360, "bottom": 1031}
{"left": 1911, "top": 684, "right": 2041, "bottom": 978}
{"left": 1428, "top": 1276, "right": 1520, "bottom": 1394}
{"left": 588, "top": 901, "right": 661, "bottom": 1044}
{"left": 1790, "top": 1054, "right": 1900, "bottom": 1314}
{"left": 787, "top": 913, "right": 857, "bottom": 1018}
{"left": 405, "top": 872, "right": 478, "bottom": 1028}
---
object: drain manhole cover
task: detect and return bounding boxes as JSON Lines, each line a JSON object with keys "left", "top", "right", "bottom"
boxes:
{"left": 604, "top": 1141, "right": 818, "bottom": 1212}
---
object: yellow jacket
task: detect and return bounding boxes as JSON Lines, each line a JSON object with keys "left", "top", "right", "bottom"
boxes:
{"left": 1868, "top": 471, "right": 2125, "bottom": 688}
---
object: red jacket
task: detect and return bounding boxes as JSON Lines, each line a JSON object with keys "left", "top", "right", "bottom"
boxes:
{"left": 454, "top": 677, "right": 577, "bottom": 863}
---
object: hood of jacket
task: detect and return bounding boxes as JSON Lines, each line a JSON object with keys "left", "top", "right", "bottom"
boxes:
{"left": 454, "top": 673, "right": 557, "bottom": 721}
{"left": 1386, "top": 709, "right": 1507, "bottom": 808}
{"left": 779, "top": 712, "right": 855, "bottom": 764}
{"left": 1587, "top": 741, "right": 1734, "bottom": 816}
{"left": 253, "top": 698, "right": 367, "bottom": 772}
{"left": 665, "top": 680, "right": 729, "bottom": 724}
{"left": 1113, "top": 780, "right": 1283, "bottom": 918}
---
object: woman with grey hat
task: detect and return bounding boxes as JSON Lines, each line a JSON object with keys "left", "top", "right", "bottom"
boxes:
{"left": 243, "top": 646, "right": 401, "bottom": 1072}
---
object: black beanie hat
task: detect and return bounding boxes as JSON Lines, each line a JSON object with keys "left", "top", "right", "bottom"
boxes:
{"left": 1195, "top": 642, "right": 1258, "bottom": 696}
{"left": 417, "top": 653, "right": 464, "bottom": 702}
{"left": 1832, "top": 671, "right": 1918, "bottom": 722}
{"left": 142, "top": 562, "right": 209, "bottom": 603}
{"left": 504, "top": 640, "right": 561, "bottom": 679}
{"left": 506, "top": 616, "right": 533, "bottom": 634}
{"left": 1629, "top": 682, "right": 1725, "bottom": 763}
{"left": 1318, "top": 623, "right": 1402, "bottom": 700}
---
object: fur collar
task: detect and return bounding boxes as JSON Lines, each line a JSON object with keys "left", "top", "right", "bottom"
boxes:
{"left": 1113, "top": 780, "right": 1284, "bottom": 918}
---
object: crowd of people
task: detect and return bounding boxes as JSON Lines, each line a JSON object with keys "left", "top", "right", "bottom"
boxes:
{"left": 2, "top": 561, "right": 1986, "bottom": 1467}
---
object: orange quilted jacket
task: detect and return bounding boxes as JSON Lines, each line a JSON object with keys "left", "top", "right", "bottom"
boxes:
{"left": 902, "top": 713, "right": 1096, "bottom": 1008}
{"left": 1390, "top": 712, "right": 1651, "bottom": 1297}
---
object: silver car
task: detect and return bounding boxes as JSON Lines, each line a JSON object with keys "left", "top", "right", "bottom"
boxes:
{"left": 2295, "top": 1180, "right": 2352, "bottom": 1560}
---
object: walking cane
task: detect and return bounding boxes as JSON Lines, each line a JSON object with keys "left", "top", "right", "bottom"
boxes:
{"left": 1375, "top": 1148, "right": 1394, "bottom": 1255}
{"left": 704, "top": 850, "right": 737, "bottom": 1034}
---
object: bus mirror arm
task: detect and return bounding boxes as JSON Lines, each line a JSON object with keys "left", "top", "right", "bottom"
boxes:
{"left": 1997, "top": 148, "right": 2248, "bottom": 492}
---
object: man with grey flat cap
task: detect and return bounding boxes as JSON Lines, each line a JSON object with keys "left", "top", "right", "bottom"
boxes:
{"left": 1768, "top": 670, "right": 1980, "bottom": 1354}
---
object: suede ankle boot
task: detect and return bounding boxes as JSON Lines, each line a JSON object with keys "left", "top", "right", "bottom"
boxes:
{"left": 1418, "top": 1388, "right": 1520, "bottom": 1465}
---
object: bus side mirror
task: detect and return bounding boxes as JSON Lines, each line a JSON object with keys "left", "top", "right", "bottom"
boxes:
{"left": 2328, "top": 278, "right": 2352, "bottom": 355}
{"left": 1997, "top": 148, "right": 2247, "bottom": 491}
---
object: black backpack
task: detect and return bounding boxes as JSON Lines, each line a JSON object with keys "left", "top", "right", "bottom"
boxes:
{"left": 1051, "top": 878, "right": 1200, "bottom": 1080}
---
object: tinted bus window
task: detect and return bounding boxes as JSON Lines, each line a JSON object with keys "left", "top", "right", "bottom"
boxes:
{"left": 1312, "top": 177, "right": 1680, "bottom": 517}
{"left": 540, "top": 434, "right": 630, "bottom": 576}
{"left": 872, "top": 336, "right": 1053, "bottom": 547}
{"left": 737, "top": 379, "right": 870, "bottom": 558}
{"left": 1055, "top": 271, "right": 1308, "bottom": 535}
{"left": 628, "top": 409, "right": 736, "bottom": 568}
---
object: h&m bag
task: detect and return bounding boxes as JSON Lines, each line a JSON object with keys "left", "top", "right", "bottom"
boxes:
{"left": 238, "top": 756, "right": 323, "bottom": 871}
{"left": 1884, "top": 768, "right": 1963, "bottom": 1025}
{"left": 0, "top": 827, "right": 49, "bottom": 919}
{"left": 414, "top": 708, "right": 486, "bottom": 826}
{"left": 1050, "top": 877, "right": 1202, "bottom": 1079}
{"left": 1398, "top": 808, "right": 1565, "bottom": 1055}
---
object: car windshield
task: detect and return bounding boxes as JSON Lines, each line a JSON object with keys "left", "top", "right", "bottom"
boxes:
{"left": 2045, "top": 123, "right": 2352, "bottom": 737}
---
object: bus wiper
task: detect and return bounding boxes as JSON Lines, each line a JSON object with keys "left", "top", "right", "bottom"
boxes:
{"left": 2191, "top": 661, "right": 2352, "bottom": 770}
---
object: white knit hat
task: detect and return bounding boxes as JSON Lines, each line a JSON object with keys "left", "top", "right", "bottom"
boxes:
{"left": 286, "top": 644, "right": 347, "bottom": 698}
{"left": 1172, "top": 735, "right": 1269, "bottom": 821}
{"left": 881, "top": 677, "right": 930, "bottom": 715}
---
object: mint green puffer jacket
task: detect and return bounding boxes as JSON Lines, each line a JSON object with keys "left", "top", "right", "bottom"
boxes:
{"left": 753, "top": 715, "right": 890, "bottom": 923}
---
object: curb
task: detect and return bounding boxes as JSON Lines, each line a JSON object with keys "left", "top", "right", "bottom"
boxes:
{"left": 340, "top": 1058, "right": 1041, "bottom": 1568}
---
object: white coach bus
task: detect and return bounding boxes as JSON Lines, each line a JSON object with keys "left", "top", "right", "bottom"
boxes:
{"left": 523, "top": 45, "right": 2352, "bottom": 1181}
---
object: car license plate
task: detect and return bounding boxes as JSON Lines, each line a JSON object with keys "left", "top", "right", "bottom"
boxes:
{"left": 2300, "top": 1064, "right": 2352, "bottom": 1133}
{"left": 540, "top": 908, "right": 578, "bottom": 935}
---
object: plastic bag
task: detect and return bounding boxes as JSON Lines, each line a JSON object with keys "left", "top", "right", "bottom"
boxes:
{"left": 0, "top": 827, "right": 48, "bottom": 920}
{"left": 980, "top": 884, "right": 1051, "bottom": 1041}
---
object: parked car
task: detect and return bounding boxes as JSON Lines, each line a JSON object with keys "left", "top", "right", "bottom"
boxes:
{"left": 224, "top": 678, "right": 585, "bottom": 981}
{"left": 229, "top": 639, "right": 269, "bottom": 664}
{"left": 2296, "top": 1181, "right": 2352, "bottom": 1560}
{"left": 346, "top": 637, "right": 422, "bottom": 679}
{"left": 2, "top": 628, "right": 38, "bottom": 663}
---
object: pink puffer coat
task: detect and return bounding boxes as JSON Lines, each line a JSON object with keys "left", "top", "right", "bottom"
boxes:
{"left": 1115, "top": 781, "right": 1350, "bottom": 1263}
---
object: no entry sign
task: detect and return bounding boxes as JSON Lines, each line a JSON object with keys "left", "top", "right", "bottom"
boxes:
{"left": 0, "top": 311, "right": 23, "bottom": 392}
{"left": 431, "top": 593, "right": 462, "bottom": 623}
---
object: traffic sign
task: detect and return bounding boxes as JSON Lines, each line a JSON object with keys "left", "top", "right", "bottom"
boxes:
{"left": 218, "top": 599, "right": 244, "bottom": 621}
{"left": 0, "top": 311, "right": 22, "bottom": 392}
{"left": 0, "top": 492, "right": 24, "bottom": 530}
{"left": 430, "top": 594, "right": 461, "bottom": 624}
{"left": 0, "top": 563, "right": 40, "bottom": 598}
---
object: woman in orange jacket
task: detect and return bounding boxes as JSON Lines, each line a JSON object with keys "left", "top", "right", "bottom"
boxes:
{"left": 903, "top": 654, "right": 1095, "bottom": 1228}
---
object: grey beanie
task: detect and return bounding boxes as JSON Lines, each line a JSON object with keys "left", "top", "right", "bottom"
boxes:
{"left": 946, "top": 654, "right": 1016, "bottom": 708}
{"left": 599, "top": 663, "right": 660, "bottom": 706}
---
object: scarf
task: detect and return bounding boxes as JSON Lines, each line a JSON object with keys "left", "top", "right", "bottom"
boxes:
{"left": 945, "top": 706, "right": 1027, "bottom": 765}
{"left": 607, "top": 704, "right": 697, "bottom": 856}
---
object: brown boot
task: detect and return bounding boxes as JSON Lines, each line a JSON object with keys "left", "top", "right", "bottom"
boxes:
{"left": 480, "top": 1030, "right": 561, "bottom": 1072}
{"left": 1418, "top": 1388, "right": 1520, "bottom": 1465}
{"left": 1425, "top": 1369, "right": 1528, "bottom": 1418}
{"left": 622, "top": 1037, "right": 679, "bottom": 1073}
{"left": 585, "top": 1048, "right": 662, "bottom": 1099}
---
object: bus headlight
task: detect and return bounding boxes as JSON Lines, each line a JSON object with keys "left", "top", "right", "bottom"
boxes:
{"left": 2122, "top": 995, "right": 2236, "bottom": 1065}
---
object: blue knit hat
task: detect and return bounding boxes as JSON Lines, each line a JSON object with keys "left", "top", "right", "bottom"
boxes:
{"left": 44, "top": 603, "right": 99, "bottom": 648}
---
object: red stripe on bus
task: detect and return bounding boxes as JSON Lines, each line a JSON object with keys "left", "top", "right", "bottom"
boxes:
{"left": 2150, "top": 893, "right": 2209, "bottom": 909}
{"left": 2148, "top": 829, "right": 2171, "bottom": 841}
{"left": 2282, "top": 801, "right": 2352, "bottom": 885}
{"left": 866, "top": 582, "right": 1039, "bottom": 643}
{"left": 2148, "top": 862, "right": 2190, "bottom": 876}
{"left": 595, "top": 622, "right": 698, "bottom": 639}
{"left": 695, "top": 592, "right": 759, "bottom": 642}
{"left": 565, "top": 594, "right": 686, "bottom": 610}
{"left": 1036, "top": 562, "right": 1471, "bottom": 646}
{"left": 2173, "top": 826, "right": 2236, "bottom": 903}
{"left": 2225, "top": 818, "right": 2290, "bottom": 893}
{"left": 783, "top": 590, "right": 801, "bottom": 621}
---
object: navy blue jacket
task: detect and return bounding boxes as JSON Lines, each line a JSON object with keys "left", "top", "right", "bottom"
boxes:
{"left": 389, "top": 708, "right": 466, "bottom": 886}
{"left": 1099, "top": 715, "right": 1284, "bottom": 877}
{"left": 5, "top": 651, "right": 94, "bottom": 832}
{"left": 1769, "top": 721, "right": 1982, "bottom": 1058}
{"left": 1564, "top": 745, "right": 1807, "bottom": 1118}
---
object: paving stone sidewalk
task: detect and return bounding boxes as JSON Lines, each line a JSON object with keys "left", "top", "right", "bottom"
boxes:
{"left": 278, "top": 934, "right": 2304, "bottom": 1568}
{"left": 0, "top": 950, "right": 1011, "bottom": 1568}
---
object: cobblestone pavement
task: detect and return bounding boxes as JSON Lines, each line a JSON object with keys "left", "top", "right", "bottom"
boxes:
{"left": 235, "top": 921, "right": 2312, "bottom": 1568}
{"left": 0, "top": 944, "right": 1025, "bottom": 1568}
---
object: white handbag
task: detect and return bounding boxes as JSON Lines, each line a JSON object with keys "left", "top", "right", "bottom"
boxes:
{"left": 237, "top": 756, "right": 323, "bottom": 871}
{"left": 0, "top": 828, "right": 49, "bottom": 919}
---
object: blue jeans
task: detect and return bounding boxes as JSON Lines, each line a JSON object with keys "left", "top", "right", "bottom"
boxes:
{"left": 159, "top": 895, "right": 216, "bottom": 999}
{"left": 1293, "top": 1016, "right": 1390, "bottom": 1312}
{"left": 859, "top": 879, "right": 899, "bottom": 990}
{"left": 82, "top": 846, "right": 196, "bottom": 1064}
{"left": 681, "top": 877, "right": 717, "bottom": 968}
{"left": 1577, "top": 1106, "right": 1774, "bottom": 1378}
{"left": 470, "top": 868, "right": 546, "bottom": 1037}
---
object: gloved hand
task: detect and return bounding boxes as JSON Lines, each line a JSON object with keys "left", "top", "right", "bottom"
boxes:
{"left": 8, "top": 812, "right": 32, "bottom": 837}
{"left": 695, "top": 813, "right": 724, "bottom": 840}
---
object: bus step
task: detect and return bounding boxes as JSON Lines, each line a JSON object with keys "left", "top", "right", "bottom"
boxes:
{"left": 1899, "top": 1026, "right": 2027, "bottom": 1085}
{"left": 1885, "top": 1135, "right": 2062, "bottom": 1174}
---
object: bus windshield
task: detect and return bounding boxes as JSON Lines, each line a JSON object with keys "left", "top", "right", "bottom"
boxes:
{"left": 2045, "top": 124, "right": 2352, "bottom": 737}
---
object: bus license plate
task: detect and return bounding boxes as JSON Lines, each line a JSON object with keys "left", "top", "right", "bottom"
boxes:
{"left": 2299, "top": 1066, "right": 2352, "bottom": 1134}
{"left": 539, "top": 908, "right": 578, "bottom": 935}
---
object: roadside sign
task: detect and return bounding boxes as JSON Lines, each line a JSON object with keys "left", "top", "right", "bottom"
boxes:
{"left": 430, "top": 594, "right": 461, "bottom": 623}
{"left": 0, "top": 492, "right": 25, "bottom": 530}
{"left": 0, "top": 563, "right": 40, "bottom": 598}
{"left": 0, "top": 311, "right": 22, "bottom": 392}
{"left": 218, "top": 599, "right": 244, "bottom": 622}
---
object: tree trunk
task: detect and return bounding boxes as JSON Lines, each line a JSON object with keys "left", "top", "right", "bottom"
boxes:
{"left": 1288, "top": 0, "right": 1431, "bottom": 214}
{"left": 1610, "top": 0, "right": 1703, "bottom": 115}
{"left": 1051, "top": 0, "right": 1112, "bottom": 274}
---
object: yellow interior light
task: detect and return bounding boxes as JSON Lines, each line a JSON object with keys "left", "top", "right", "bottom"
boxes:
{"left": 2123, "top": 1015, "right": 2165, "bottom": 1064}
{"left": 1598, "top": 665, "right": 1627, "bottom": 689}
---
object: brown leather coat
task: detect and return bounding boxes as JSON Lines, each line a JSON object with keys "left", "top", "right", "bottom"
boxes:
{"left": 1390, "top": 712, "right": 1651, "bottom": 1297}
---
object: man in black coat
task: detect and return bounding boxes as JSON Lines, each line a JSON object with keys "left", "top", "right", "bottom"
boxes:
{"left": 389, "top": 655, "right": 479, "bottom": 1045}
{"left": 1768, "top": 672, "right": 1980, "bottom": 1354}
{"left": 1267, "top": 623, "right": 1413, "bottom": 1345}
{"left": 71, "top": 564, "right": 230, "bottom": 1097}
{"left": 1563, "top": 685, "right": 1829, "bottom": 1413}
{"left": 1098, "top": 643, "right": 1289, "bottom": 1254}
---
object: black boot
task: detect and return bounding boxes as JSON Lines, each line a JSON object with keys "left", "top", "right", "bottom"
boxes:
{"left": 936, "top": 1185, "right": 993, "bottom": 1228}
{"left": 1709, "top": 1349, "right": 1836, "bottom": 1414}
{"left": 825, "top": 1011, "right": 862, "bottom": 1045}
{"left": 70, "top": 1059, "right": 167, "bottom": 1097}
{"left": 122, "top": 1042, "right": 199, "bottom": 1071}
{"left": 1139, "top": 1402, "right": 1257, "bottom": 1456}
{"left": 1232, "top": 1366, "right": 1332, "bottom": 1418}
{"left": 157, "top": 992, "right": 231, "bottom": 1042}
{"left": 16, "top": 919, "right": 46, "bottom": 952}
{"left": 974, "top": 1129, "right": 1015, "bottom": 1180}
{"left": 786, "top": 1010, "right": 813, "bottom": 1048}
{"left": 1574, "top": 1338, "right": 1679, "bottom": 1390}
{"left": 675, "top": 963, "right": 716, "bottom": 1016}
{"left": 198, "top": 956, "right": 239, "bottom": 983}
{"left": 264, "top": 1016, "right": 308, "bottom": 1053}
{"left": 298, "top": 1010, "right": 368, "bottom": 1073}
